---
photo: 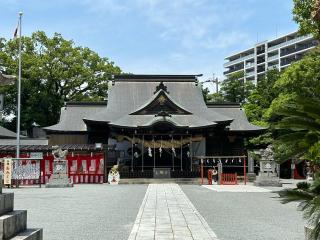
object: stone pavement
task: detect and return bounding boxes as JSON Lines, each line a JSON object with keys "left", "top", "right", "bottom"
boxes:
{"left": 128, "top": 184, "right": 218, "bottom": 240}
{"left": 182, "top": 185, "right": 305, "bottom": 240}
{"left": 202, "top": 184, "right": 271, "bottom": 192}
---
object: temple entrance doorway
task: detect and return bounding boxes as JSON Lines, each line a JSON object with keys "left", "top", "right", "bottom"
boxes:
{"left": 126, "top": 134, "right": 194, "bottom": 173}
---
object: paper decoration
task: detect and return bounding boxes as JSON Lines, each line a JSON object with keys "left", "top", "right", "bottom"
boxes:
{"left": 134, "top": 152, "right": 139, "bottom": 158}
{"left": 148, "top": 147, "right": 152, "bottom": 157}
{"left": 159, "top": 147, "right": 162, "bottom": 157}
{"left": 172, "top": 147, "right": 176, "bottom": 157}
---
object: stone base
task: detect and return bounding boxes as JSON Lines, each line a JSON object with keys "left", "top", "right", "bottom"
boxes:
{"left": 45, "top": 173, "right": 73, "bottom": 188}
{"left": 0, "top": 182, "right": 42, "bottom": 239}
{"left": 247, "top": 173, "right": 256, "bottom": 182}
{"left": 0, "top": 210, "right": 27, "bottom": 239}
{"left": 11, "top": 228, "right": 43, "bottom": 240}
{"left": 304, "top": 225, "right": 320, "bottom": 240}
{"left": 0, "top": 193, "right": 14, "bottom": 215}
{"left": 45, "top": 179, "right": 73, "bottom": 188}
{"left": 254, "top": 172, "right": 282, "bottom": 187}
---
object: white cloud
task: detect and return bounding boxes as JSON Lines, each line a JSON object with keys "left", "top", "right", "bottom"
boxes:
{"left": 203, "top": 31, "right": 252, "bottom": 49}
{"left": 131, "top": 0, "right": 254, "bottom": 51}
{"left": 81, "top": 0, "right": 128, "bottom": 15}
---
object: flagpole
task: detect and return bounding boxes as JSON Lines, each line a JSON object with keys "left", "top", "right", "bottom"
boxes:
{"left": 16, "top": 11, "right": 23, "bottom": 159}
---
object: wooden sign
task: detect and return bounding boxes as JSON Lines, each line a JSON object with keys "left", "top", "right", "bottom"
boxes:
{"left": 4, "top": 158, "right": 12, "bottom": 185}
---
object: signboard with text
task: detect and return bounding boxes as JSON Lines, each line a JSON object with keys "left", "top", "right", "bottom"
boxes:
{"left": 4, "top": 158, "right": 12, "bottom": 185}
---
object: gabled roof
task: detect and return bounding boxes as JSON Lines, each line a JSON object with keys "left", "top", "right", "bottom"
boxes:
{"left": 0, "top": 125, "right": 17, "bottom": 138}
{"left": 130, "top": 89, "right": 192, "bottom": 115}
{"left": 84, "top": 75, "right": 233, "bottom": 129}
{"left": 43, "top": 102, "right": 107, "bottom": 132}
{"left": 206, "top": 103, "right": 265, "bottom": 132}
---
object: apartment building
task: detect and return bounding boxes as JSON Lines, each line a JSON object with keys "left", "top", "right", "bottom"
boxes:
{"left": 223, "top": 31, "right": 318, "bottom": 84}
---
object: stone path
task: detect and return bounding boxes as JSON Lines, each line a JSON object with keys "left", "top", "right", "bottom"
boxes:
{"left": 202, "top": 184, "right": 271, "bottom": 192}
{"left": 128, "top": 184, "right": 218, "bottom": 240}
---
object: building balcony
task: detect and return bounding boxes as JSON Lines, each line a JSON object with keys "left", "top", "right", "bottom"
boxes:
{"left": 223, "top": 53, "right": 254, "bottom": 67}
{"left": 268, "top": 34, "right": 313, "bottom": 52}
{"left": 245, "top": 71, "right": 255, "bottom": 77}
{"left": 223, "top": 68, "right": 244, "bottom": 75}
{"left": 245, "top": 63, "right": 255, "bottom": 68}
{"left": 267, "top": 55, "right": 279, "bottom": 62}
{"left": 268, "top": 65, "right": 279, "bottom": 70}
{"left": 280, "top": 42, "right": 318, "bottom": 57}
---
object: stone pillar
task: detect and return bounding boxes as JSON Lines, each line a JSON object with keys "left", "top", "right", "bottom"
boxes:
{"left": 217, "top": 160, "right": 223, "bottom": 185}
{"left": 0, "top": 171, "right": 43, "bottom": 239}
{"left": 247, "top": 156, "right": 256, "bottom": 182}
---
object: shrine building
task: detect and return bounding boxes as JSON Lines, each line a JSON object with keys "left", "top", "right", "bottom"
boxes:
{"left": 43, "top": 74, "right": 263, "bottom": 178}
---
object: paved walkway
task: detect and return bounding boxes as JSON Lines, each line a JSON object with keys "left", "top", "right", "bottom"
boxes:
{"left": 128, "top": 184, "right": 218, "bottom": 240}
{"left": 202, "top": 184, "right": 271, "bottom": 192}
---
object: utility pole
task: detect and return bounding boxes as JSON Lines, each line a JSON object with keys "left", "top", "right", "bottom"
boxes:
{"left": 203, "top": 73, "right": 220, "bottom": 94}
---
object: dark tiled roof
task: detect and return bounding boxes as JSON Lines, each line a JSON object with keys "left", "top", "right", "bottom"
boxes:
{"left": 43, "top": 103, "right": 107, "bottom": 132}
{"left": 207, "top": 103, "right": 265, "bottom": 132}
{"left": 85, "top": 75, "right": 233, "bottom": 129}
{"left": 0, "top": 126, "right": 17, "bottom": 138}
{"left": 113, "top": 74, "right": 203, "bottom": 82}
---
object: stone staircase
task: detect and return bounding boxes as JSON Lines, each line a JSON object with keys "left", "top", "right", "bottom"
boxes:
{"left": 0, "top": 177, "right": 43, "bottom": 240}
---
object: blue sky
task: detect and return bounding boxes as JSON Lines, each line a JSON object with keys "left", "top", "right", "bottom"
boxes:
{"left": 1, "top": 0, "right": 297, "bottom": 90}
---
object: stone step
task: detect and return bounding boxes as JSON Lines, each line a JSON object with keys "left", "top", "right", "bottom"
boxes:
{"left": 0, "top": 210, "right": 27, "bottom": 239}
{"left": 0, "top": 193, "right": 14, "bottom": 216}
{"left": 119, "top": 178, "right": 202, "bottom": 184}
{"left": 11, "top": 228, "right": 43, "bottom": 240}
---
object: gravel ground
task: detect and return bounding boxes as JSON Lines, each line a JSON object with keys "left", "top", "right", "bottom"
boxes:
{"left": 181, "top": 185, "right": 305, "bottom": 240}
{"left": 4, "top": 184, "right": 147, "bottom": 240}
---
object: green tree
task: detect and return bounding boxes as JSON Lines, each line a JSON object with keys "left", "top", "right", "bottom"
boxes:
{"left": 278, "top": 178, "right": 320, "bottom": 240}
{"left": 273, "top": 97, "right": 320, "bottom": 162}
{"left": 0, "top": 31, "right": 121, "bottom": 131}
{"left": 220, "top": 71, "right": 255, "bottom": 103}
{"left": 243, "top": 70, "right": 280, "bottom": 147}
{"left": 265, "top": 47, "right": 320, "bottom": 122}
{"left": 244, "top": 70, "right": 280, "bottom": 125}
{"left": 293, "top": 0, "right": 320, "bottom": 39}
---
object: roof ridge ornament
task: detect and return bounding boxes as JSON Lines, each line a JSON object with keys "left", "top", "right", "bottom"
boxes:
{"left": 154, "top": 81, "right": 169, "bottom": 94}
{"left": 155, "top": 110, "right": 172, "bottom": 117}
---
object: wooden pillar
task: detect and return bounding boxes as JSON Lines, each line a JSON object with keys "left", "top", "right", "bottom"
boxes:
{"left": 244, "top": 156, "right": 247, "bottom": 185}
{"left": 180, "top": 135, "right": 183, "bottom": 171}
{"left": 142, "top": 135, "right": 144, "bottom": 172}
{"left": 172, "top": 137, "right": 174, "bottom": 172}
{"left": 131, "top": 135, "right": 134, "bottom": 172}
{"left": 190, "top": 135, "right": 193, "bottom": 171}
{"left": 153, "top": 137, "right": 155, "bottom": 171}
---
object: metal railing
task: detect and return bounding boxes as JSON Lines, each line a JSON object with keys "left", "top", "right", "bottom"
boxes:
{"left": 224, "top": 53, "right": 254, "bottom": 67}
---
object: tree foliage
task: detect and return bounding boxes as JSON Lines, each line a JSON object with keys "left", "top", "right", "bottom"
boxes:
{"left": 243, "top": 70, "right": 280, "bottom": 147}
{"left": 279, "top": 176, "right": 320, "bottom": 240}
{"left": 273, "top": 97, "right": 320, "bottom": 162}
{"left": 0, "top": 31, "right": 121, "bottom": 131}
{"left": 219, "top": 71, "right": 255, "bottom": 103}
{"left": 293, "top": 0, "right": 320, "bottom": 39}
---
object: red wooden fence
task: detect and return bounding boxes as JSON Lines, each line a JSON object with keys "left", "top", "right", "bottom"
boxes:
{"left": 1, "top": 153, "right": 105, "bottom": 185}
{"left": 220, "top": 173, "right": 238, "bottom": 185}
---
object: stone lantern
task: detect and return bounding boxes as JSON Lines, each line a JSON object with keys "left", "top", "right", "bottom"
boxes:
{"left": 254, "top": 145, "right": 282, "bottom": 187}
